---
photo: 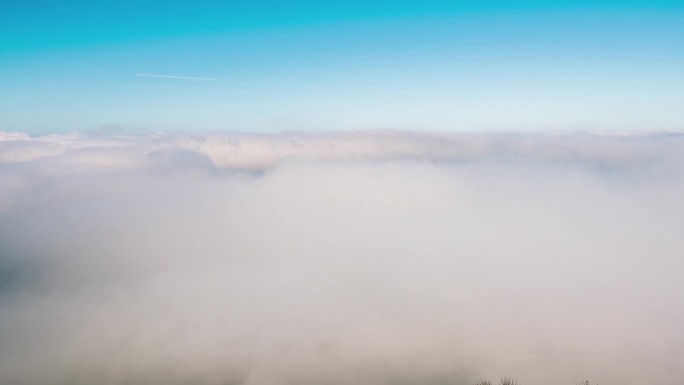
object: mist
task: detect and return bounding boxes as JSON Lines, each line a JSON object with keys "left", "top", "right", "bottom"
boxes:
{"left": 1, "top": 130, "right": 683, "bottom": 385}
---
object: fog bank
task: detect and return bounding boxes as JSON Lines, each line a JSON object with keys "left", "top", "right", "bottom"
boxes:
{"left": 1, "top": 130, "right": 683, "bottom": 385}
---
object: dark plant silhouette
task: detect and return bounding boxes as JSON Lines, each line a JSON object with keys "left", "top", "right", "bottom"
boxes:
{"left": 499, "top": 378, "right": 518, "bottom": 385}
{"left": 473, "top": 378, "right": 593, "bottom": 385}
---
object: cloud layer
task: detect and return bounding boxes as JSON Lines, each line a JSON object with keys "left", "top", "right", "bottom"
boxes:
{"left": 1, "top": 130, "right": 684, "bottom": 385}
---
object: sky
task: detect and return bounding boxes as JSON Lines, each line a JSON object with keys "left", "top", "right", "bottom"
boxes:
{"left": 1, "top": 0, "right": 683, "bottom": 133}
{"left": 3, "top": 3, "right": 684, "bottom": 383}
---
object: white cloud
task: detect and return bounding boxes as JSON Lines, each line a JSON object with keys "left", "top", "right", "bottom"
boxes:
{"left": 1, "top": 130, "right": 683, "bottom": 385}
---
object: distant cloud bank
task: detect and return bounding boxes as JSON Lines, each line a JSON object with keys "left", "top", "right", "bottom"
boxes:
{"left": 1, "top": 130, "right": 683, "bottom": 385}
{"left": 2, "top": 129, "right": 683, "bottom": 170}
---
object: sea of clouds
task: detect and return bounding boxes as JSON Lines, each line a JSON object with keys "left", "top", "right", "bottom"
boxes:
{"left": 1, "top": 129, "right": 683, "bottom": 385}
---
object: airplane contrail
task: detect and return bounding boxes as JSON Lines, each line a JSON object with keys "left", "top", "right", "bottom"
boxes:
{"left": 134, "top": 73, "right": 219, "bottom": 81}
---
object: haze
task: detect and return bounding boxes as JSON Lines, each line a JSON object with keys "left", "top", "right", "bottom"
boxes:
{"left": 1, "top": 130, "right": 683, "bottom": 384}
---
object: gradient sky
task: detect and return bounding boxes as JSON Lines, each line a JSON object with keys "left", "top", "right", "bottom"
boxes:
{"left": 1, "top": 0, "right": 683, "bottom": 133}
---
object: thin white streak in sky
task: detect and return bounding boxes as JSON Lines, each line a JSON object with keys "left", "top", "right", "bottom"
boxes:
{"left": 135, "top": 73, "right": 220, "bottom": 81}
{"left": 42, "top": 80, "right": 189, "bottom": 90}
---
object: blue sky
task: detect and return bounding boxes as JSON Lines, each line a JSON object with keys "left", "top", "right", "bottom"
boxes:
{"left": 1, "top": 0, "right": 683, "bottom": 133}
